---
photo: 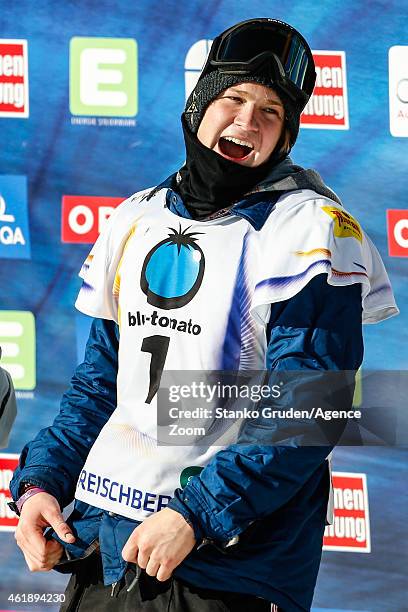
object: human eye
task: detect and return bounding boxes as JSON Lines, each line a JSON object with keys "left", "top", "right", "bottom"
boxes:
{"left": 264, "top": 107, "right": 278, "bottom": 115}
{"left": 264, "top": 106, "right": 283, "bottom": 120}
{"left": 223, "top": 95, "right": 242, "bottom": 103}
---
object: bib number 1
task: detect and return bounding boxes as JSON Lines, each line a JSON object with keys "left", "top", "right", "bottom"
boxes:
{"left": 141, "top": 335, "right": 170, "bottom": 403}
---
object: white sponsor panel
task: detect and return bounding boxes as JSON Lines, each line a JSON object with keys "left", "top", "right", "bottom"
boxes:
{"left": 389, "top": 46, "right": 408, "bottom": 137}
{"left": 185, "top": 39, "right": 212, "bottom": 100}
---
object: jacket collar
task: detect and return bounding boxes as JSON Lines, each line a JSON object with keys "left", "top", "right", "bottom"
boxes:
{"left": 145, "top": 157, "right": 342, "bottom": 231}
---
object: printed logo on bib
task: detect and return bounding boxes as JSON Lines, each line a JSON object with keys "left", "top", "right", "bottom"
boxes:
{"left": 322, "top": 206, "right": 362, "bottom": 242}
{"left": 77, "top": 469, "right": 171, "bottom": 514}
{"left": 180, "top": 466, "right": 203, "bottom": 488}
{"left": 128, "top": 310, "right": 201, "bottom": 335}
{"left": 140, "top": 225, "right": 205, "bottom": 309}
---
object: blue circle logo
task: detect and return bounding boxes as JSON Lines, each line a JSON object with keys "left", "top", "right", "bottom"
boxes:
{"left": 140, "top": 225, "right": 205, "bottom": 309}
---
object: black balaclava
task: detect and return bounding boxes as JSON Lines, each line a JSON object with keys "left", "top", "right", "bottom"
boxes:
{"left": 176, "top": 70, "right": 302, "bottom": 221}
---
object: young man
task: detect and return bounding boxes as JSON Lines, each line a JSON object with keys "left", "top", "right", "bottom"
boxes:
{"left": 9, "top": 18, "right": 397, "bottom": 612}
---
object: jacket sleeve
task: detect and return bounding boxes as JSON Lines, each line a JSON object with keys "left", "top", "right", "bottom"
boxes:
{"left": 167, "top": 274, "right": 364, "bottom": 542}
{"left": 9, "top": 317, "right": 119, "bottom": 507}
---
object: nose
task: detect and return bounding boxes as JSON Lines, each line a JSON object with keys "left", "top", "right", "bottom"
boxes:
{"left": 234, "top": 102, "right": 259, "bottom": 131}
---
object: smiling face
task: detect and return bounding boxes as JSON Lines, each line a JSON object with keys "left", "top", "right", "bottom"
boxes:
{"left": 196, "top": 82, "right": 286, "bottom": 167}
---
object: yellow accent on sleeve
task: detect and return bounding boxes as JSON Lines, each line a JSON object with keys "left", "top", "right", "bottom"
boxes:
{"left": 322, "top": 206, "right": 362, "bottom": 243}
{"left": 294, "top": 248, "right": 332, "bottom": 257}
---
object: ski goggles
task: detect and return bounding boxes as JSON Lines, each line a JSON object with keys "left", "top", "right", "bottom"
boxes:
{"left": 200, "top": 18, "right": 316, "bottom": 109}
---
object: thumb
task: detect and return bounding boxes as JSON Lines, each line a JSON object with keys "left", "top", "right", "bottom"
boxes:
{"left": 44, "top": 506, "right": 75, "bottom": 544}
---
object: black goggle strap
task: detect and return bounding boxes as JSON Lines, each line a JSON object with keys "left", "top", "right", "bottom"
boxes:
{"left": 209, "top": 52, "right": 309, "bottom": 106}
{"left": 210, "top": 52, "right": 286, "bottom": 78}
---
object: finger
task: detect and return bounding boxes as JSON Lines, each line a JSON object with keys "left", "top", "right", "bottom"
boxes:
{"left": 15, "top": 528, "right": 49, "bottom": 565}
{"left": 18, "top": 527, "right": 63, "bottom": 562}
{"left": 145, "top": 556, "right": 160, "bottom": 577}
{"left": 22, "top": 548, "right": 43, "bottom": 572}
{"left": 46, "top": 538, "right": 64, "bottom": 559}
{"left": 43, "top": 509, "right": 75, "bottom": 544}
{"left": 122, "top": 537, "right": 139, "bottom": 563}
{"left": 18, "top": 521, "right": 54, "bottom": 560}
{"left": 19, "top": 536, "right": 63, "bottom": 568}
{"left": 135, "top": 548, "right": 150, "bottom": 570}
{"left": 156, "top": 563, "right": 173, "bottom": 582}
{"left": 21, "top": 545, "right": 61, "bottom": 572}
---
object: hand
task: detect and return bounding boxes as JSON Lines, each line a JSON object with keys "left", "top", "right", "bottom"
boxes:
{"left": 15, "top": 492, "right": 75, "bottom": 571}
{"left": 122, "top": 507, "right": 196, "bottom": 582}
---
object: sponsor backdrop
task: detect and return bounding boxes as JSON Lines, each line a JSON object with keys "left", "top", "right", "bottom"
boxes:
{"left": 0, "top": 0, "right": 407, "bottom": 610}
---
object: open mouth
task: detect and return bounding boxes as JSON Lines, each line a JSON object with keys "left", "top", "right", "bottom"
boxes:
{"left": 218, "top": 136, "right": 253, "bottom": 160}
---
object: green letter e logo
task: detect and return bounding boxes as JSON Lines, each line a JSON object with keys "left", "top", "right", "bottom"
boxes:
{"left": 70, "top": 37, "right": 137, "bottom": 117}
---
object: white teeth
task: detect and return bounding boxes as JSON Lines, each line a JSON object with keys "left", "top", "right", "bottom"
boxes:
{"left": 223, "top": 136, "right": 253, "bottom": 149}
